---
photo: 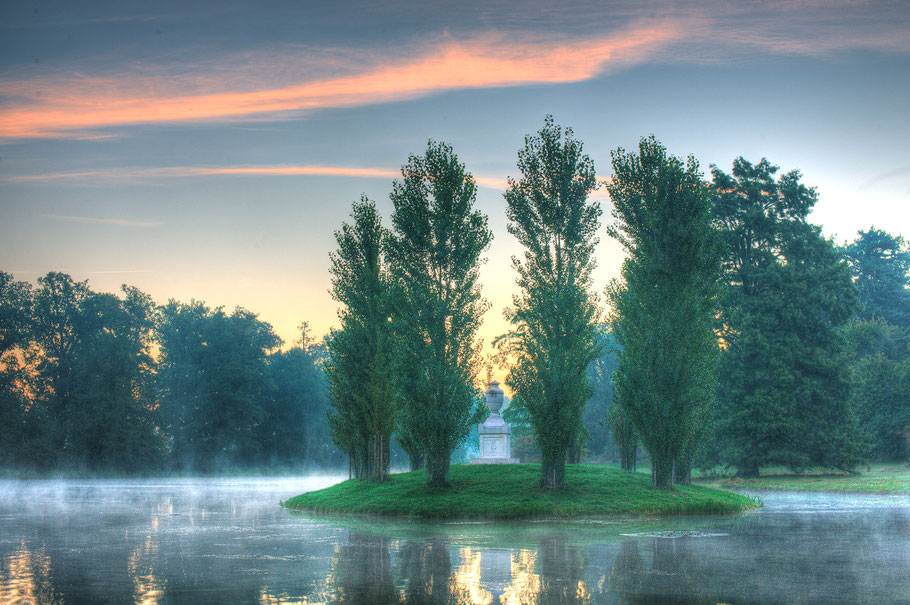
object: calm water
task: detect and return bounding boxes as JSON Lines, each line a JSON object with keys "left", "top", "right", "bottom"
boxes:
{"left": 1, "top": 477, "right": 908, "bottom": 604}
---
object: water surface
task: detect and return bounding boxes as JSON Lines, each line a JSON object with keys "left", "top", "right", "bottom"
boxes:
{"left": 1, "top": 477, "right": 908, "bottom": 603}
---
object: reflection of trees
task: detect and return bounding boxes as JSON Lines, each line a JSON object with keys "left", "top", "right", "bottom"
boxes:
{"left": 0, "top": 541, "right": 63, "bottom": 604}
{"left": 398, "top": 539, "right": 479, "bottom": 604}
{"left": 537, "top": 537, "right": 590, "bottom": 604}
{"left": 330, "top": 533, "right": 400, "bottom": 604}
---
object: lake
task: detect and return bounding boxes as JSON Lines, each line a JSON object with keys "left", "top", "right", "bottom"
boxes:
{"left": 1, "top": 476, "right": 908, "bottom": 603}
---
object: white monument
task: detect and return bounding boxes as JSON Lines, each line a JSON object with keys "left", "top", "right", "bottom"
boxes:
{"left": 470, "top": 381, "right": 519, "bottom": 464}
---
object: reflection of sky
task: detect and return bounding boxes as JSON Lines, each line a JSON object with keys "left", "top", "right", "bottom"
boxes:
{"left": 1, "top": 1, "right": 909, "bottom": 372}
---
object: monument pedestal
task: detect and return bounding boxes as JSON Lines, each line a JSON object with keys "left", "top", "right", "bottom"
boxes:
{"left": 470, "top": 381, "right": 519, "bottom": 465}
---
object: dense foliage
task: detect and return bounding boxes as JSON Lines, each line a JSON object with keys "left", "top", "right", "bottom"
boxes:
{"left": 386, "top": 141, "right": 493, "bottom": 487}
{"left": 3, "top": 124, "right": 908, "bottom": 481}
{"left": 325, "top": 198, "right": 395, "bottom": 481}
{"left": 710, "top": 158, "right": 863, "bottom": 476}
{"left": 501, "top": 116, "right": 602, "bottom": 488}
{"left": 844, "top": 228, "right": 910, "bottom": 328}
{"left": 0, "top": 270, "right": 340, "bottom": 474}
{"left": 607, "top": 137, "right": 722, "bottom": 488}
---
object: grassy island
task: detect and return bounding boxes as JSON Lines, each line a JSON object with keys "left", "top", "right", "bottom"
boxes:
{"left": 282, "top": 463, "right": 757, "bottom": 519}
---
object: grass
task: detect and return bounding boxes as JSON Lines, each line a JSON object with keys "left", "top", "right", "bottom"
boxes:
{"left": 281, "top": 463, "right": 757, "bottom": 520}
{"left": 696, "top": 462, "right": 910, "bottom": 494}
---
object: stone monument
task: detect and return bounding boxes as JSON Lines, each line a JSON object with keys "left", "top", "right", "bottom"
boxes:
{"left": 470, "top": 381, "right": 519, "bottom": 464}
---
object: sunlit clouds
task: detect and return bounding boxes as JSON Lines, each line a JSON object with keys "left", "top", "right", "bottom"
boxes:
{"left": 9, "top": 165, "right": 512, "bottom": 190}
{"left": 0, "top": 23, "right": 683, "bottom": 140}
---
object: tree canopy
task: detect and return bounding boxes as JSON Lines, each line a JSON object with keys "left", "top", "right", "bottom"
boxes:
{"left": 386, "top": 140, "right": 493, "bottom": 487}
{"left": 607, "top": 136, "right": 722, "bottom": 488}
{"left": 501, "top": 116, "right": 602, "bottom": 488}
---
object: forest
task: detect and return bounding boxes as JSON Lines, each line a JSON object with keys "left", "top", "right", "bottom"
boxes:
{"left": 1, "top": 121, "right": 908, "bottom": 481}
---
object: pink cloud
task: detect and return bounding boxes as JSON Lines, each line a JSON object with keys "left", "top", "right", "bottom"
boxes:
{"left": 0, "top": 24, "right": 682, "bottom": 139}
{"left": 8, "top": 164, "right": 511, "bottom": 190}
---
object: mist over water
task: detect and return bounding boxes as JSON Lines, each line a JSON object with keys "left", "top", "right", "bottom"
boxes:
{"left": 1, "top": 478, "right": 908, "bottom": 604}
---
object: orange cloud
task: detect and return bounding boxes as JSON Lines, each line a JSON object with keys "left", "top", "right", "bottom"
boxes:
{"left": 8, "top": 164, "right": 511, "bottom": 189}
{"left": 0, "top": 24, "right": 682, "bottom": 139}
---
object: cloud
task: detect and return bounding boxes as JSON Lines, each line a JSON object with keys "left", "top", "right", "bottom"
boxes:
{"left": 0, "top": 23, "right": 683, "bottom": 140}
{"left": 44, "top": 214, "right": 162, "bottom": 227}
{"left": 859, "top": 163, "right": 910, "bottom": 189}
{"left": 14, "top": 164, "right": 511, "bottom": 189}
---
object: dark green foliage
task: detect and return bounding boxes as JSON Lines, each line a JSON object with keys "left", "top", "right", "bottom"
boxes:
{"left": 711, "top": 158, "right": 863, "bottom": 476}
{"left": 844, "top": 318, "right": 910, "bottom": 462}
{"left": 501, "top": 393, "right": 542, "bottom": 462}
{"left": 9, "top": 273, "right": 166, "bottom": 472}
{"left": 325, "top": 198, "right": 395, "bottom": 481}
{"left": 156, "top": 301, "right": 282, "bottom": 470}
{"left": 607, "top": 404, "right": 637, "bottom": 471}
{"left": 607, "top": 137, "right": 722, "bottom": 489}
{"left": 283, "top": 463, "right": 756, "bottom": 519}
{"left": 844, "top": 228, "right": 910, "bottom": 327}
{"left": 502, "top": 116, "right": 602, "bottom": 488}
{"left": 586, "top": 328, "right": 625, "bottom": 462}
{"left": 386, "top": 141, "right": 493, "bottom": 487}
{"left": 263, "top": 328, "right": 339, "bottom": 468}
{"left": 0, "top": 272, "right": 34, "bottom": 467}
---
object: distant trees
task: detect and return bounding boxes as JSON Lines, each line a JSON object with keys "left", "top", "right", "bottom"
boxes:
{"left": 844, "top": 228, "right": 910, "bottom": 328}
{"left": 386, "top": 141, "right": 493, "bottom": 487}
{"left": 325, "top": 198, "right": 395, "bottom": 481}
{"left": 711, "top": 158, "right": 863, "bottom": 476}
{"left": 607, "top": 136, "right": 722, "bottom": 489}
{"left": 502, "top": 116, "right": 602, "bottom": 488}
{"left": 841, "top": 229, "right": 910, "bottom": 463}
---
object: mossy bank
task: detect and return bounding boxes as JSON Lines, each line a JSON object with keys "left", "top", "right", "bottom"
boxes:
{"left": 282, "top": 463, "right": 757, "bottom": 519}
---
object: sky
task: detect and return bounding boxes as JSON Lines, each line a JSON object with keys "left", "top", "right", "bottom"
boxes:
{"left": 1, "top": 0, "right": 909, "bottom": 381}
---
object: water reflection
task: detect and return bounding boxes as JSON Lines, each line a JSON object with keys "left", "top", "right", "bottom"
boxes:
{"left": 0, "top": 541, "right": 63, "bottom": 604}
{"left": 1, "top": 480, "right": 908, "bottom": 604}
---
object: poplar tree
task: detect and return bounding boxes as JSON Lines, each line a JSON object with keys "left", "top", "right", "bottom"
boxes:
{"left": 607, "top": 136, "right": 722, "bottom": 489}
{"left": 503, "top": 116, "right": 602, "bottom": 488}
{"left": 386, "top": 141, "right": 492, "bottom": 487}
{"left": 325, "top": 198, "right": 395, "bottom": 481}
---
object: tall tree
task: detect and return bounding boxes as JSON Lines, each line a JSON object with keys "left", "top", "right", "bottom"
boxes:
{"left": 607, "top": 136, "right": 722, "bottom": 489}
{"left": 843, "top": 228, "right": 910, "bottom": 328}
{"left": 156, "top": 301, "right": 281, "bottom": 471}
{"left": 386, "top": 140, "right": 492, "bottom": 487}
{"left": 711, "top": 158, "right": 863, "bottom": 476}
{"left": 325, "top": 198, "right": 396, "bottom": 480}
{"left": 0, "top": 271, "right": 34, "bottom": 467}
{"left": 503, "top": 116, "right": 602, "bottom": 488}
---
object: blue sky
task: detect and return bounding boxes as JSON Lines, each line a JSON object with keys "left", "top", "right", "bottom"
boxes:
{"left": 1, "top": 0, "right": 908, "bottom": 366}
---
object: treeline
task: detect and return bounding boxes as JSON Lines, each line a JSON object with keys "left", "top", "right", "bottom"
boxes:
{"left": 325, "top": 117, "right": 910, "bottom": 489}
{"left": 2, "top": 117, "right": 908, "bottom": 483}
{"left": 0, "top": 272, "right": 342, "bottom": 473}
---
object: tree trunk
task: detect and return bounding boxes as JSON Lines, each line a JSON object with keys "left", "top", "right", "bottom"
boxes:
{"left": 652, "top": 451, "right": 674, "bottom": 489}
{"left": 408, "top": 450, "right": 424, "bottom": 471}
{"left": 620, "top": 444, "right": 637, "bottom": 472}
{"left": 540, "top": 447, "right": 566, "bottom": 488}
{"left": 674, "top": 444, "right": 693, "bottom": 485}
{"left": 425, "top": 450, "right": 449, "bottom": 487}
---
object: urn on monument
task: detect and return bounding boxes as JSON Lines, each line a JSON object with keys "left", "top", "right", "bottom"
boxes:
{"left": 470, "top": 381, "right": 519, "bottom": 464}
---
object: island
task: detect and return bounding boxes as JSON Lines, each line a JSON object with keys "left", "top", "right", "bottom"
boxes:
{"left": 281, "top": 463, "right": 757, "bottom": 519}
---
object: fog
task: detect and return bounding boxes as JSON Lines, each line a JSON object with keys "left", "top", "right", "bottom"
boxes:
{"left": 1, "top": 478, "right": 909, "bottom": 603}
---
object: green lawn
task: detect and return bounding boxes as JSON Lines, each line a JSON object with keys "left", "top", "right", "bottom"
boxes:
{"left": 696, "top": 463, "right": 910, "bottom": 494}
{"left": 282, "top": 463, "right": 757, "bottom": 519}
